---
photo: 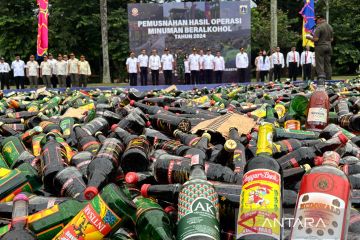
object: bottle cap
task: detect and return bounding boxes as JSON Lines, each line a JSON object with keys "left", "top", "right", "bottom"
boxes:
{"left": 164, "top": 205, "right": 176, "bottom": 214}
{"left": 322, "top": 151, "right": 340, "bottom": 166}
{"left": 13, "top": 193, "right": 29, "bottom": 202}
{"left": 224, "top": 139, "right": 237, "bottom": 152}
{"left": 84, "top": 186, "right": 99, "bottom": 200}
{"left": 111, "top": 124, "right": 119, "bottom": 132}
{"left": 337, "top": 133, "right": 348, "bottom": 144}
{"left": 125, "top": 172, "right": 139, "bottom": 184}
{"left": 201, "top": 132, "right": 211, "bottom": 141}
{"left": 140, "top": 184, "right": 151, "bottom": 198}
{"left": 130, "top": 100, "right": 135, "bottom": 106}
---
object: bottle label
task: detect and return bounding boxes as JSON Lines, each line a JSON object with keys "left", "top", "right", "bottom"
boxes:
{"left": 60, "top": 118, "right": 72, "bottom": 137}
{"left": 167, "top": 159, "right": 189, "bottom": 184}
{"left": 177, "top": 180, "right": 220, "bottom": 240}
{"left": 126, "top": 137, "right": 150, "bottom": 154}
{"left": 307, "top": 107, "right": 328, "bottom": 123}
{"left": 0, "top": 224, "right": 10, "bottom": 237}
{"left": 291, "top": 173, "right": 350, "bottom": 239}
{"left": 53, "top": 195, "right": 122, "bottom": 240}
{"left": 0, "top": 182, "right": 33, "bottom": 203}
{"left": 237, "top": 169, "right": 281, "bottom": 240}
{"left": 2, "top": 140, "right": 21, "bottom": 166}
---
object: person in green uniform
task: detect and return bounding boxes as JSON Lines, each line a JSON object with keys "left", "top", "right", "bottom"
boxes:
{"left": 175, "top": 48, "right": 186, "bottom": 84}
{"left": 307, "top": 14, "right": 333, "bottom": 80}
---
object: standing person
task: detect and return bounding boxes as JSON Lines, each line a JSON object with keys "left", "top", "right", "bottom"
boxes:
{"left": 188, "top": 48, "right": 200, "bottom": 85}
{"left": 11, "top": 54, "right": 26, "bottom": 89}
{"left": 137, "top": 49, "right": 149, "bottom": 86}
{"left": 161, "top": 48, "right": 174, "bottom": 85}
{"left": 301, "top": 46, "right": 314, "bottom": 81}
{"left": 198, "top": 49, "right": 205, "bottom": 84}
{"left": 236, "top": 47, "right": 249, "bottom": 83}
{"left": 259, "top": 50, "right": 271, "bottom": 82}
{"left": 203, "top": 48, "right": 214, "bottom": 84}
{"left": 286, "top": 47, "right": 300, "bottom": 81}
{"left": 126, "top": 51, "right": 138, "bottom": 86}
{"left": 63, "top": 54, "right": 71, "bottom": 88}
{"left": 184, "top": 54, "right": 191, "bottom": 85}
{"left": 149, "top": 49, "right": 160, "bottom": 86}
{"left": 26, "top": 55, "right": 40, "bottom": 89}
{"left": 213, "top": 51, "right": 225, "bottom": 83}
{"left": 0, "top": 57, "right": 11, "bottom": 90}
{"left": 68, "top": 53, "right": 79, "bottom": 87}
{"left": 307, "top": 14, "right": 334, "bottom": 80}
{"left": 55, "top": 54, "right": 68, "bottom": 88}
{"left": 40, "top": 55, "right": 52, "bottom": 88}
{"left": 78, "top": 55, "right": 91, "bottom": 88}
{"left": 271, "top": 47, "right": 285, "bottom": 82}
{"left": 254, "top": 51, "right": 262, "bottom": 82}
{"left": 175, "top": 48, "right": 186, "bottom": 84}
{"left": 47, "top": 53, "right": 57, "bottom": 88}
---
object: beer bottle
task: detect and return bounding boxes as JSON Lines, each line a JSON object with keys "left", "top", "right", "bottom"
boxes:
{"left": 73, "top": 124, "right": 101, "bottom": 154}
{"left": 70, "top": 151, "right": 92, "bottom": 178}
{"left": 153, "top": 150, "right": 241, "bottom": 184}
{"left": 39, "top": 120, "right": 63, "bottom": 136}
{"left": 7, "top": 111, "right": 38, "bottom": 120}
{"left": 149, "top": 113, "right": 191, "bottom": 135}
{"left": 84, "top": 138, "right": 125, "bottom": 200}
{"left": 105, "top": 228, "right": 136, "bottom": 240}
{"left": 1, "top": 136, "right": 32, "bottom": 168}
{"left": 40, "top": 133, "right": 67, "bottom": 190}
{"left": 0, "top": 122, "right": 19, "bottom": 136}
{"left": 27, "top": 199, "right": 85, "bottom": 240}
{"left": 320, "top": 123, "right": 360, "bottom": 147}
{"left": 272, "top": 139, "right": 325, "bottom": 158}
{"left": 54, "top": 167, "right": 86, "bottom": 200}
{"left": 306, "top": 79, "right": 330, "bottom": 131}
{"left": 143, "top": 128, "right": 170, "bottom": 145}
{"left": 291, "top": 151, "right": 351, "bottom": 239}
{"left": 274, "top": 127, "right": 320, "bottom": 140}
{"left": 154, "top": 139, "right": 191, "bottom": 156}
{"left": 263, "top": 105, "right": 279, "bottom": 126}
{"left": 237, "top": 123, "right": 282, "bottom": 240}
{"left": 0, "top": 163, "right": 41, "bottom": 202}
{"left": 229, "top": 127, "right": 247, "bottom": 174}
{"left": 82, "top": 117, "right": 109, "bottom": 136}
{"left": 95, "top": 110, "right": 123, "bottom": 125}
{"left": 210, "top": 140, "right": 237, "bottom": 167}
{"left": 133, "top": 196, "right": 175, "bottom": 240}
{"left": 177, "top": 155, "right": 220, "bottom": 240}
{"left": 31, "top": 133, "right": 45, "bottom": 157}
{"left": 0, "top": 193, "right": 37, "bottom": 240}
{"left": 54, "top": 183, "right": 137, "bottom": 240}
{"left": 125, "top": 171, "right": 156, "bottom": 188}
{"left": 59, "top": 117, "right": 75, "bottom": 140}
{"left": 130, "top": 100, "right": 167, "bottom": 115}
{"left": 117, "top": 110, "right": 149, "bottom": 135}
{"left": 112, "top": 125, "right": 150, "bottom": 173}
{"left": 21, "top": 126, "right": 43, "bottom": 144}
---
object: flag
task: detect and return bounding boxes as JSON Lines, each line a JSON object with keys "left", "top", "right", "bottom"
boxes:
{"left": 37, "top": 0, "right": 49, "bottom": 57}
{"left": 299, "top": 0, "right": 316, "bottom": 47}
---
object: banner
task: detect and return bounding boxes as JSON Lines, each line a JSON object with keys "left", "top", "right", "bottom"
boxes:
{"left": 128, "top": 0, "right": 251, "bottom": 85}
{"left": 37, "top": 0, "right": 49, "bottom": 57}
{"left": 300, "top": 0, "right": 315, "bottom": 48}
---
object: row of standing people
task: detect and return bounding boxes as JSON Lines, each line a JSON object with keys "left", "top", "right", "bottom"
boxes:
{"left": 126, "top": 48, "right": 226, "bottom": 86}
{"left": 0, "top": 53, "right": 91, "bottom": 90}
{"left": 254, "top": 46, "right": 316, "bottom": 82}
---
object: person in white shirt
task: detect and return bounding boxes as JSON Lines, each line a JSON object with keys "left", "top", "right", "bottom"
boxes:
{"left": 214, "top": 51, "right": 225, "bottom": 83}
{"left": 301, "top": 46, "right": 314, "bottom": 81}
{"left": 184, "top": 54, "right": 191, "bottom": 85}
{"left": 68, "top": 53, "right": 79, "bottom": 87}
{"left": 149, "top": 49, "right": 161, "bottom": 86}
{"left": 126, "top": 51, "right": 138, "bottom": 86}
{"left": 259, "top": 50, "right": 271, "bottom": 82}
{"left": 11, "top": 54, "right": 26, "bottom": 89}
{"left": 161, "top": 48, "right": 174, "bottom": 85}
{"left": 40, "top": 55, "right": 52, "bottom": 88}
{"left": 236, "top": 47, "right": 249, "bottom": 82}
{"left": 254, "top": 51, "right": 262, "bottom": 82}
{"left": 26, "top": 55, "right": 40, "bottom": 89}
{"left": 0, "top": 57, "right": 11, "bottom": 90}
{"left": 55, "top": 54, "right": 68, "bottom": 88}
{"left": 286, "top": 46, "right": 300, "bottom": 81}
{"left": 271, "top": 47, "right": 285, "bottom": 82}
{"left": 47, "top": 53, "right": 58, "bottom": 88}
{"left": 78, "top": 55, "right": 91, "bottom": 88}
{"left": 188, "top": 48, "right": 200, "bottom": 85}
{"left": 198, "top": 49, "right": 205, "bottom": 84}
{"left": 203, "top": 49, "right": 215, "bottom": 84}
{"left": 138, "top": 49, "right": 149, "bottom": 86}
{"left": 63, "top": 54, "right": 71, "bottom": 88}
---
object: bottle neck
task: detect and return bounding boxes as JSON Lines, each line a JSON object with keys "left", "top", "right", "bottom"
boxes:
{"left": 256, "top": 123, "right": 274, "bottom": 156}
{"left": 189, "top": 164, "right": 207, "bottom": 181}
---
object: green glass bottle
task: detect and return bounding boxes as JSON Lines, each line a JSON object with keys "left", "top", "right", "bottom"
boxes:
{"left": 54, "top": 184, "right": 137, "bottom": 240}
{"left": 0, "top": 163, "right": 41, "bottom": 202}
{"left": 27, "top": 199, "right": 85, "bottom": 240}
{"left": 177, "top": 155, "right": 220, "bottom": 240}
{"left": 134, "top": 196, "right": 175, "bottom": 240}
{"left": 237, "top": 123, "right": 283, "bottom": 240}
{"left": 1, "top": 136, "right": 30, "bottom": 168}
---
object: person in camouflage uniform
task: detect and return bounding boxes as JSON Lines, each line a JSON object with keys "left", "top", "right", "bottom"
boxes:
{"left": 175, "top": 48, "right": 186, "bottom": 84}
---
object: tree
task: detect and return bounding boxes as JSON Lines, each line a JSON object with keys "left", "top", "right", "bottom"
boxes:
{"left": 100, "top": 0, "right": 111, "bottom": 83}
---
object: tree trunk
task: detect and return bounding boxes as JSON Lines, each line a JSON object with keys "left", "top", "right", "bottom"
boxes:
{"left": 100, "top": 0, "right": 111, "bottom": 83}
{"left": 270, "top": 0, "right": 278, "bottom": 49}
